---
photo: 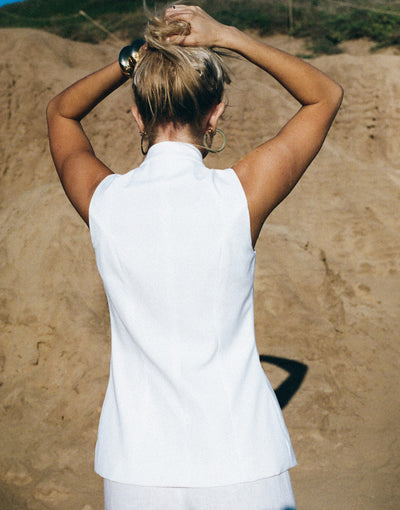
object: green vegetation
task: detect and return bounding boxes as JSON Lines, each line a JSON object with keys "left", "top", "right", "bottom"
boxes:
{"left": 0, "top": 0, "right": 147, "bottom": 42}
{"left": 289, "top": 3, "right": 400, "bottom": 54}
{"left": 0, "top": 0, "right": 399, "bottom": 54}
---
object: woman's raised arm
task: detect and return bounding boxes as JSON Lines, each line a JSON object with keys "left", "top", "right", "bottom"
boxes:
{"left": 226, "top": 29, "right": 343, "bottom": 245}
{"left": 166, "top": 5, "right": 343, "bottom": 246}
{"left": 46, "top": 62, "right": 127, "bottom": 224}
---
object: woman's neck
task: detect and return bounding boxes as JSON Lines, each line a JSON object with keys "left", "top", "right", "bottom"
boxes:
{"left": 151, "top": 122, "right": 206, "bottom": 156}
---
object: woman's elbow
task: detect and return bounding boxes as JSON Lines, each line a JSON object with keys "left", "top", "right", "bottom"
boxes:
{"left": 46, "top": 94, "right": 63, "bottom": 124}
{"left": 46, "top": 98, "right": 56, "bottom": 125}
{"left": 46, "top": 97, "right": 57, "bottom": 120}
{"left": 330, "top": 82, "right": 344, "bottom": 112}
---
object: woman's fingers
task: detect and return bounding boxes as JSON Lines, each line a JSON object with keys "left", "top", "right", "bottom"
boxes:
{"left": 164, "top": 5, "right": 223, "bottom": 47}
{"left": 165, "top": 4, "right": 196, "bottom": 17}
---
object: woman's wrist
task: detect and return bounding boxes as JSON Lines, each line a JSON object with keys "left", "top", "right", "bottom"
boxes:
{"left": 215, "top": 25, "right": 249, "bottom": 52}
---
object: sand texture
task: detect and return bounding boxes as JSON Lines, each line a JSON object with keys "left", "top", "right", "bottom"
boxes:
{"left": 0, "top": 29, "right": 399, "bottom": 509}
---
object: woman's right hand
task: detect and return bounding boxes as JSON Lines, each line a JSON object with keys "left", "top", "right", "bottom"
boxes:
{"left": 165, "top": 5, "right": 231, "bottom": 48}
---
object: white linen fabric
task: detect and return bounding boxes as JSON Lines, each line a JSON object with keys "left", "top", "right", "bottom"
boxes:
{"left": 104, "top": 471, "right": 296, "bottom": 510}
{"left": 89, "top": 142, "right": 296, "bottom": 487}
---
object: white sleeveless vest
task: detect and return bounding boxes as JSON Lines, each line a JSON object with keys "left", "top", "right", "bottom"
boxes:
{"left": 89, "top": 142, "right": 296, "bottom": 486}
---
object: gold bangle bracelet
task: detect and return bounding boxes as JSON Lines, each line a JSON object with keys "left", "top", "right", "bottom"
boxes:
{"left": 119, "top": 39, "right": 146, "bottom": 77}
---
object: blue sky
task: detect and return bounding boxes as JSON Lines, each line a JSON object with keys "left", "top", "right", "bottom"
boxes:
{"left": 0, "top": 0, "right": 23, "bottom": 6}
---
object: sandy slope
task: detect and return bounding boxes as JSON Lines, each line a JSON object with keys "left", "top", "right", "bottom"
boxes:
{"left": 0, "top": 29, "right": 399, "bottom": 509}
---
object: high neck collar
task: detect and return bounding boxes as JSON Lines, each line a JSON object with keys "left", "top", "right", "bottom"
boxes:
{"left": 146, "top": 141, "right": 203, "bottom": 163}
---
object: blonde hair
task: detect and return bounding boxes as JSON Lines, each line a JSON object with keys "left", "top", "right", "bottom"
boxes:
{"left": 133, "top": 7, "right": 231, "bottom": 142}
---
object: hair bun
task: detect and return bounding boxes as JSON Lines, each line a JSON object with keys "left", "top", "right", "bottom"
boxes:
{"left": 132, "top": 6, "right": 230, "bottom": 142}
{"left": 145, "top": 12, "right": 190, "bottom": 49}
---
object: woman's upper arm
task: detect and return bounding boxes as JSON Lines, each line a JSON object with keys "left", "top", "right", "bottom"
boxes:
{"left": 233, "top": 89, "right": 343, "bottom": 245}
{"left": 47, "top": 99, "right": 112, "bottom": 225}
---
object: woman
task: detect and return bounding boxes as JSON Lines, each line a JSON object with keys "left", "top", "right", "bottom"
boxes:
{"left": 47, "top": 5, "right": 342, "bottom": 510}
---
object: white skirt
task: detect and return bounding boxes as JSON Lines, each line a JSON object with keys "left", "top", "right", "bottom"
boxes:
{"left": 104, "top": 471, "right": 296, "bottom": 510}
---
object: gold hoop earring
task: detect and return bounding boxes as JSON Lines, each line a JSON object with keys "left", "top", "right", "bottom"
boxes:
{"left": 203, "top": 128, "right": 226, "bottom": 153}
{"left": 140, "top": 132, "right": 149, "bottom": 156}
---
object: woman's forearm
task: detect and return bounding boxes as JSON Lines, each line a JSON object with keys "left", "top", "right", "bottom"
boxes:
{"left": 217, "top": 26, "right": 343, "bottom": 108}
{"left": 47, "top": 61, "right": 127, "bottom": 121}
{"left": 165, "top": 4, "right": 343, "bottom": 109}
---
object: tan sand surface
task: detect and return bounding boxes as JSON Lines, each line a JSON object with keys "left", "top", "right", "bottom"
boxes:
{"left": 0, "top": 29, "right": 399, "bottom": 509}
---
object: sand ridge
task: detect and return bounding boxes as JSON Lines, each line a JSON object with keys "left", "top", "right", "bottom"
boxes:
{"left": 0, "top": 28, "right": 399, "bottom": 509}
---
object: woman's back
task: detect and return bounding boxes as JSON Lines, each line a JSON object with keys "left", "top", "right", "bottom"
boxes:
{"left": 90, "top": 141, "right": 295, "bottom": 486}
{"left": 47, "top": 5, "right": 342, "bottom": 506}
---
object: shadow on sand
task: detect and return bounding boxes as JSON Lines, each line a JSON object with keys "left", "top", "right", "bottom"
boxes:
{"left": 260, "top": 355, "right": 308, "bottom": 409}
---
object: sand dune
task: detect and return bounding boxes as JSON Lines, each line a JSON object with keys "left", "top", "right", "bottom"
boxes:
{"left": 0, "top": 28, "right": 399, "bottom": 509}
